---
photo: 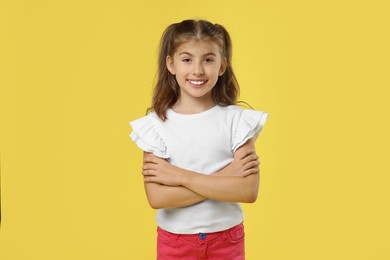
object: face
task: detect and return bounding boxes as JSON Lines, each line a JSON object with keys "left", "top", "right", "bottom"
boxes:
{"left": 166, "top": 39, "right": 227, "bottom": 106}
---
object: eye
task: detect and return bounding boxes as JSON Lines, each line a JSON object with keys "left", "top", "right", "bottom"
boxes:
{"left": 182, "top": 58, "right": 191, "bottom": 62}
{"left": 205, "top": 58, "right": 214, "bottom": 63}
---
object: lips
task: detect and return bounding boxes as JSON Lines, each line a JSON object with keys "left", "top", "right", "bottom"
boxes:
{"left": 187, "top": 79, "right": 208, "bottom": 87}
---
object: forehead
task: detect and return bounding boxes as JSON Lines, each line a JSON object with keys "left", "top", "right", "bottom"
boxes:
{"left": 175, "top": 39, "right": 222, "bottom": 56}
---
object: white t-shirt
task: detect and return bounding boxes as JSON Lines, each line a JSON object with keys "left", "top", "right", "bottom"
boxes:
{"left": 129, "top": 105, "right": 268, "bottom": 234}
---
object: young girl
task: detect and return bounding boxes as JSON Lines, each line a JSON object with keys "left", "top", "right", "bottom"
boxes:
{"left": 129, "top": 19, "right": 268, "bottom": 260}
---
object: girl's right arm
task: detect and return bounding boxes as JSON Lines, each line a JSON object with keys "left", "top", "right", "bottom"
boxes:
{"left": 142, "top": 142, "right": 259, "bottom": 209}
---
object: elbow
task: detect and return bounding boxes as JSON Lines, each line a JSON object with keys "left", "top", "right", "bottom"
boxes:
{"left": 248, "top": 192, "right": 258, "bottom": 203}
{"left": 243, "top": 190, "right": 258, "bottom": 203}
{"left": 147, "top": 197, "right": 164, "bottom": 209}
{"left": 150, "top": 204, "right": 162, "bottom": 210}
{"left": 147, "top": 194, "right": 171, "bottom": 209}
{"left": 242, "top": 174, "right": 259, "bottom": 203}
{"left": 145, "top": 183, "right": 165, "bottom": 209}
{"left": 149, "top": 201, "right": 159, "bottom": 209}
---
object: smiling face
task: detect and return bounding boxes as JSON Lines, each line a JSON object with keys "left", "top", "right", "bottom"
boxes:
{"left": 166, "top": 39, "right": 227, "bottom": 109}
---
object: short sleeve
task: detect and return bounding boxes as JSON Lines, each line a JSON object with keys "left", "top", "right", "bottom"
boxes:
{"left": 231, "top": 110, "right": 269, "bottom": 153}
{"left": 129, "top": 115, "right": 169, "bottom": 159}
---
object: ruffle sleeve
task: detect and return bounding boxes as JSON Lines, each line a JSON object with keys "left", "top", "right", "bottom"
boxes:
{"left": 129, "top": 115, "right": 169, "bottom": 159}
{"left": 231, "top": 110, "right": 269, "bottom": 153}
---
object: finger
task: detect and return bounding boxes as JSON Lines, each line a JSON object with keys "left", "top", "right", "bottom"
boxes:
{"left": 242, "top": 148, "right": 256, "bottom": 160}
{"left": 143, "top": 155, "right": 154, "bottom": 163}
{"left": 143, "top": 176, "right": 159, "bottom": 183}
{"left": 235, "top": 147, "right": 255, "bottom": 160}
{"left": 143, "top": 153, "right": 161, "bottom": 163}
{"left": 234, "top": 149, "right": 244, "bottom": 160}
{"left": 142, "top": 163, "right": 157, "bottom": 171}
{"left": 242, "top": 160, "right": 260, "bottom": 171}
{"left": 242, "top": 166, "right": 260, "bottom": 177}
{"left": 145, "top": 155, "right": 166, "bottom": 164}
{"left": 142, "top": 169, "right": 156, "bottom": 176}
{"left": 241, "top": 154, "right": 259, "bottom": 165}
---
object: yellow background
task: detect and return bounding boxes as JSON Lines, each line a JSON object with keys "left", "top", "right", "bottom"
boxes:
{"left": 1, "top": 0, "right": 389, "bottom": 259}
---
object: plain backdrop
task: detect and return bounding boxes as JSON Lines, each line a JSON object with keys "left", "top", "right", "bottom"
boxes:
{"left": 1, "top": 0, "right": 389, "bottom": 259}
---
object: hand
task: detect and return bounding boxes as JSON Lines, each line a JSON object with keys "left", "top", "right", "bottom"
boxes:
{"left": 142, "top": 153, "right": 184, "bottom": 186}
{"left": 221, "top": 146, "right": 260, "bottom": 177}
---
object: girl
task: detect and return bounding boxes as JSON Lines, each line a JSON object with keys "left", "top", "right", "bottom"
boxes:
{"left": 129, "top": 19, "right": 268, "bottom": 260}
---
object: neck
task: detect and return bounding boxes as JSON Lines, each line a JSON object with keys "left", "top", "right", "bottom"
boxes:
{"left": 172, "top": 97, "right": 216, "bottom": 115}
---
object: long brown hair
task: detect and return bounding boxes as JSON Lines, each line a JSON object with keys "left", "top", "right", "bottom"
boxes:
{"left": 151, "top": 19, "right": 240, "bottom": 121}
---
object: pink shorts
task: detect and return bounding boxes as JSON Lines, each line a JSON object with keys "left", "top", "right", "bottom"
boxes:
{"left": 157, "top": 223, "right": 245, "bottom": 260}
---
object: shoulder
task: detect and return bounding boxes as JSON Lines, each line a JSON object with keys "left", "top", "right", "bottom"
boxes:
{"left": 231, "top": 105, "right": 269, "bottom": 152}
{"left": 130, "top": 111, "right": 162, "bottom": 126}
{"left": 221, "top": 104, "right": 243, "bottom": 112}
{"left": 222, "top": 105, "right": 268, "bottom": 120}
{"left": 129, "top": 111, "right": 166, "bottom": 141}
{"left": 218, "top": 105, "right": 244, "bottom": 117}
{"left": 128, "top": 111, "right": 169, "bottom": 158}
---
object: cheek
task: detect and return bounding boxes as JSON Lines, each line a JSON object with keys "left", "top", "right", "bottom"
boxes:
{"left": 174, "top": 66, "right": 188, "bottom": 75}
{"left": 175, "top": 71, "right": 187, "bottom": 81}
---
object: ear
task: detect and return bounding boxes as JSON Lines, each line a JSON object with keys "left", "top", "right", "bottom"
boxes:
{"left": 166, "top": 55, "right": 175, "bottom": 75}
{"left": 219, "top": 57, "right": 227, "bottom": 76}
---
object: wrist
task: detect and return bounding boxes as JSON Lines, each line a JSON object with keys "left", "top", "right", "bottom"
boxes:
{"left": 215, "top": 164, "right": 230, "bottom": 176}
{"left": 178, "top": 167, "right": 191, "bottom": 186}
{"left": 180, "top": 169, "right": 199, "bottom": 188}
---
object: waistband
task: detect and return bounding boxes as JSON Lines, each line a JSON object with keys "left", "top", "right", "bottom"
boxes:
{"left": 157, "top": 222, "right": 244, "bottom": 243}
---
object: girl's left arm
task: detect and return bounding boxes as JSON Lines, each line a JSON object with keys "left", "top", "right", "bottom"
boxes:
{"left": 143, "top": 138, "right": 260, "bottom": 203}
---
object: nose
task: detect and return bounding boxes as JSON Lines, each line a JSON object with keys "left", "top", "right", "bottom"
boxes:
{"left": 192, "top": 61, "right": 204, "bottom": 76}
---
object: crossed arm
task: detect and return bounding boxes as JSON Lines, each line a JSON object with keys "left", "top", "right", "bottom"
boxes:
{"left": 141, "top": 138, "right": 261, "bottom": 209}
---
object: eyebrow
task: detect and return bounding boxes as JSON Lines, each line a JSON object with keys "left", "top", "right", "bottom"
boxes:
{"left": 178, "top": 52, "right": 217, "bottom": 57}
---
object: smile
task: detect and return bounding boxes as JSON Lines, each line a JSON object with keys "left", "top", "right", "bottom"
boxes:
{"left": 187, "top": 80, "right": 208, "bottom": 87}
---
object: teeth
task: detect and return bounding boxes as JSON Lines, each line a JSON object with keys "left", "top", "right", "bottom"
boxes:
{"left": 189, "top": 80, "right": 206, "bottom": 85}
